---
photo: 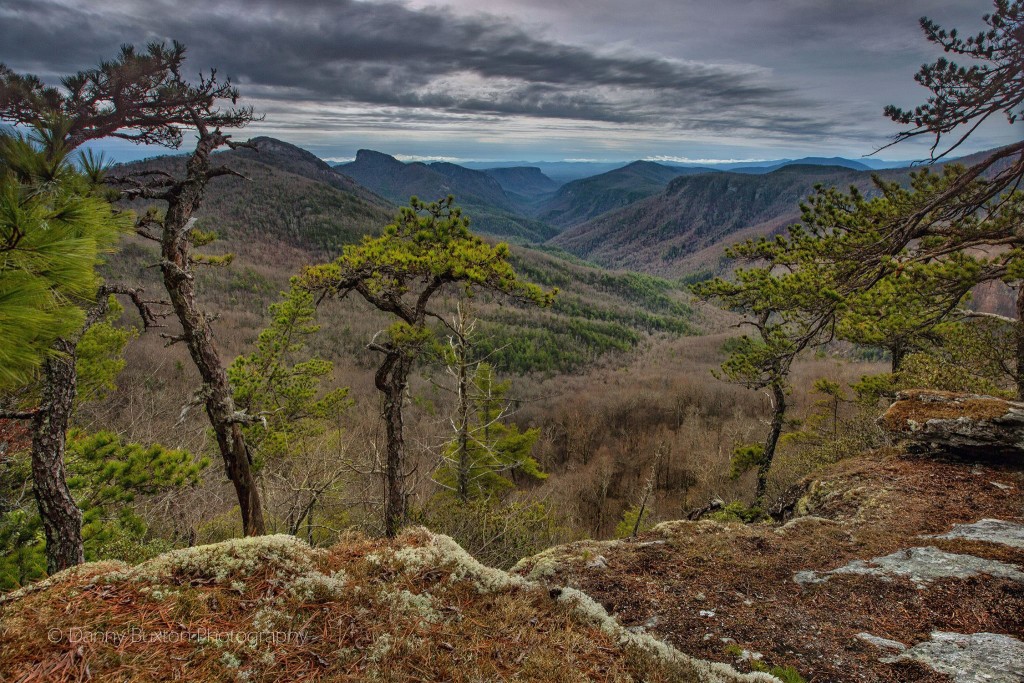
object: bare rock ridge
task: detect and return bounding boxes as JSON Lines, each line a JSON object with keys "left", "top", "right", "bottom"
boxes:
{"left": 880, "top": 389, "right": 1024, "bottom": 455}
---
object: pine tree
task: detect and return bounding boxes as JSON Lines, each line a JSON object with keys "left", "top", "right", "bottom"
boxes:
{"left": 299, "top": 196, "right": 554, "bottom": 536}
{"left": 0, "top": 123, "right": 159, "bottom": 573}
{"left": 2, "top": 43, "right": 267, "bottom": 537}
{"left": 228, "top": 286, "right": 352, "bottom": 537}
{"left": 0, "top": 126, "right": 127, "bottom": 389}
{"left": 866, "top": 1, "right": 1024, "bottom": 394}
{"left": 436, "top": 361, "right": 545, "bottom": 501}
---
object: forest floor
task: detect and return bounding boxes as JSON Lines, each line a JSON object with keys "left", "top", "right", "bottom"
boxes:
{"left": 0, "top": 530, "right": 773, "bottom": 683}
{"left": 513, "top": 448, "right": 1024, "bottom": 682}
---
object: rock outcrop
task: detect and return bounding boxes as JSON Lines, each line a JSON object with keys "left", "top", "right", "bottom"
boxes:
{"left": 880, "top": 390, "right": 1024, "bottom": 455}
{"left": 0, "top": 529, "right": 774, "bottom": 683}
{"left": 513, "top": 449, "right": 1024, "bottom": 682}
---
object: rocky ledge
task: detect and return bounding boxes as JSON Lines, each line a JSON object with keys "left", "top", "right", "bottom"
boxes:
{"left": 513, "top": 448, "right": 1024, "bottom": 682}
{"left": 880, "top": 389, "right": 1024, "bottom": 455}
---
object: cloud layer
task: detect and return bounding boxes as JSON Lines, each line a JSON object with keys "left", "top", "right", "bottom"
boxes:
{"left": 0, "top": 2, "right": 824, "bottom": 133}
{"left": 1, "top": 0, "right": 1018, "bottom": 160}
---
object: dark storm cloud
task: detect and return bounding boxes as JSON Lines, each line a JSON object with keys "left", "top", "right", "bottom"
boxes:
{"left": 0, "top": 0, "right": 822, "bottom": 134}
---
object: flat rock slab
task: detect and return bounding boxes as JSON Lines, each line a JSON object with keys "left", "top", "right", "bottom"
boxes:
{"left": 794, "top": 546, "right": 1024, "bottom": 587}
{"left": 856, "top": 633, "right": 906, "bottom": 652}
{"left": 883, "top": 632, "right": 1024, "bottom": 683}
{"left": 934, "top": 518, "right": 1024, "bottom": 549}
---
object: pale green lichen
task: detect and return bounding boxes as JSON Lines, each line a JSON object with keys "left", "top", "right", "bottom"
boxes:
{"left": 128, "top": 534, "right": 324, "bottom": 586}
{"left": 289, "top": 570, "right": 348, "bottom": 602}
{"left": 385, "top": 588, "right": 441, "bottom": 623}
{"left": 251, "top": 606, "right": 288, "bottom": 633}
{"left": 366, "top": 633, "right": 394, "bottom": 662}
{"left": 219, "top": 651, "right": 241, "bottom": 669}
{"left": 556, "top": 587, "right": 781, "bottom": 683}
{"left": 513, "top": 545, "right": 564, "bottom": 580}
{"left": 392, "top": 529, "right": 525, "bottom": 594}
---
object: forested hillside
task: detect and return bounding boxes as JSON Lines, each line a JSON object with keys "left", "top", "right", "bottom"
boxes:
{"left": 536, "top": 160, "right": 712, "bottom": 228}
{"left": 552, "top": 164, "right": 865, "bottom": 275}
{"left": 338, "top": 149, "right": 559, "bottom": 241}
{"left": 112, "top": 138, "right": 394, "bottom": 254}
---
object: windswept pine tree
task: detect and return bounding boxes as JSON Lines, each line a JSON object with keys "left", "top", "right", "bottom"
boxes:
{"left": 299, "top": 196, "right": 554, "bottom": 536}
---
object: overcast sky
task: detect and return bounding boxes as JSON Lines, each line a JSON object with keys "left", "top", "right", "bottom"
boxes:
{"left": 1, "top": 0, "right": 1019, "bottom": 162}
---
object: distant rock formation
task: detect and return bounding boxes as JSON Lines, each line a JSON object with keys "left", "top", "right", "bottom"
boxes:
{"left": 880, "top": 390, "right": 1024, "bottom": 455}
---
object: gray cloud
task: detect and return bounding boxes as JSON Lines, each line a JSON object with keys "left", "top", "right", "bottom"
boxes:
{"left": 2, "top": 0, "right": 1017, "bottom": 161}
{"left": 0, "top": 0, "right": 822, "bottom": 134}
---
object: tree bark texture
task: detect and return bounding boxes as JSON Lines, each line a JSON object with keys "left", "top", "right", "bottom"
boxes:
{"left": 31, "top": 339, "right": 84, "bottom": 574}
{"left": 376, "top": 351, "right": 411, "bottom": 537}
{"left": 756, "top": 381, "right": 787, "bottom": 504}
{"left": 159, "top": 130, "right": 265, "bottom": 535}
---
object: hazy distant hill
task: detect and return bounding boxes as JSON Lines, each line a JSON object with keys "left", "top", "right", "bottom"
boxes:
{"left": 338, "top": 150, "right": 558, "bottom": 241}
{"left": 482, "top": 167, "right": 561, "bottom": 200}
{"left": 536, "top": 160, "right": 713, "bottom": 229}
{"left": 550, "top": 164, "right": 867, "bottom": 275}
{"left": 729, "top": 156, "right": 873, "bottom": 174}
{"left": 235, "top": 137, "right": 389, "bottom": 207}
{"left": 462, "top": 160, "right": 627, "bottom": 184}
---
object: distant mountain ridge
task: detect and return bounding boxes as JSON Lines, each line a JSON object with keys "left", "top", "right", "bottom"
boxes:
{"left": 535, "top": 160, "right": 713, "bottom": 229}
{"left": 547, "top": 145, "right": 1019, "bottom": 276}
{"left": 550, "top": 164, "right": 870, "bottom": 275}
{"left": 482, "top": 167, "right": 560, "bottom": 199}
{"left": 729, "top": 157, "right": 873, "bottom": 173}
{"left": 337, "top": 150, "right": 558, "bottom": 241}
{"left": 110, "top": 138, "right": 395, "bottom": 254}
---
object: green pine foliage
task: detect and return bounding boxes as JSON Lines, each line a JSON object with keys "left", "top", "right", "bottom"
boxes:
{"left": 435, "top": 363, "right": 546, "bottom": 500}
{"left": 66, "top": 430, "right": 208, "bottom": 548}
{"left": 75, "top": 297, "right": 138, "bottom": 406}
{"left": 229, "top": 286, "right": 352, "bottom": 467}
{"left": 0, "top": 124, "right": 128, "bottom": 388}
{"left": 0, "top": 431, "right": 207, "bottom": 589}
{"left": 614, "top": 503, "right": 655, "bottom": 539}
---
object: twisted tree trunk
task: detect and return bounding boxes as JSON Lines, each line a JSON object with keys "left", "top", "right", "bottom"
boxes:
{"left": 18, "top": 289, "right": 149, "bottom": 573}
{"left": 159, "top": 129, "right": 265, "bottom": 536}
{"left": 756, "top": 380, "right": 787, "bottom": 504}
{"left": 30, "top": 340, "right": 83, "bottom": 574}
{"left": 376, "top": 350, "right": 411, "bottom": 538}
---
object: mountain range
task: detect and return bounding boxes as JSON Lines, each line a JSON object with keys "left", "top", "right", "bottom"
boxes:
{"left": 337, "top": 150, "right": 558, "bottom": 241}
{"left": 115, "top": 138, "right": 1002, "bottom": 282}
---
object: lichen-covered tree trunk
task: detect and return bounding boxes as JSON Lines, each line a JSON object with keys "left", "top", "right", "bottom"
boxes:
{"left": 160, "top": 131, "right": 265, "bottom": 536}
{"left": 376, "top": 351, "right": 411, "bottom": 537}
{"left": 755, "top": 380, "right": 787, "bottom": 504}
{"left": 31, "top": 339, "right": 84, "bottom": 574}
